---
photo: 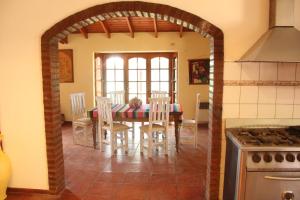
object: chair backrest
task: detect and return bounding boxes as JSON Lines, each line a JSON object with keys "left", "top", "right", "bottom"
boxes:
{"left": 96, "top": 96, "right": 113, "bottom": 129}
{"left": 195, "top": 93, "right": 201, "bottom": 122}
{"left": 151, "top": 91, "right": 168, "bottom": 98}
{"left": 70, "top": 92, "right": 87, "bottom": 120}
{"left": 148, "top": 97, "right": 170, "bottom": 128}
{"left": 107, "top": 91, "right": 125, "bottom": 104}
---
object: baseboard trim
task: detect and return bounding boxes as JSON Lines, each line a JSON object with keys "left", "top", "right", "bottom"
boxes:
{"left": 7, "top": 187, "right": 50, "bottom": 194}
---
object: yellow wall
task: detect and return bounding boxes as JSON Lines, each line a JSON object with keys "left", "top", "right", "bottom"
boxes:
{"left": 0, "top": 0, "right": 277, "bottom": 190}
{"left": 59, "top": 32, "right": 210, "bottom": 121}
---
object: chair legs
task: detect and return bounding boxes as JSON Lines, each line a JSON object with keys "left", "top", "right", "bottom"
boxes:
{"left": 140, "top": 130, "right": 168, "bottom": 157}
{"left": 194, "top": 124, "right": 198, "bottom": 148}
{"left": 108, "top": 130, "right": 129, "bottom": 154}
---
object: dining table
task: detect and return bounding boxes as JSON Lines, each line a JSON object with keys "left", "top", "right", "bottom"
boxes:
{"left": 88, "top": 104, "right": 183, "bottom": 152}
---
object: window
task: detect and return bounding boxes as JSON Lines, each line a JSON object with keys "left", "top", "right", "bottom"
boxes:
{"left": 95, "top": 52, "right": 177, "bottom": 103}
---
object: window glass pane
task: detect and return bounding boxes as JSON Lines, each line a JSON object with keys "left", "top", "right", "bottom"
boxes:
{"left": 138, "top": 82, "right": 146, "bottom": 93}
{"left": 160, "top": 57, "right": 169, "bottom": 69}
{"left": 106, "top": 70, "right": 115, "bottom": 81}
{"left": 138, "top": 70, "right": 146, "bottom": 81}
{"left": 151, "top": 70, "right": 159, "bottom": 81}
{"left": 129, "top": 70, "right": 137, "bottom": 81}
{"left": 138, "top": 94, "right": 146, "bottom": 103}
{"left": 129, "top": 94, "right": 137, "bottom": 100}
{"left": 151, "top": 82, "right": 159, "bottom": 91}
{"left": 106, "top": 82, "right": 115, "bottom": 93}
{"left": 129, "top": 82, "right": 137, "bottom": 93}
{"left": 137, "top": 58, "right": 146, "bottom": 69}
{"left": 106, "top": 57, "right": 115, "bottom": 69}
{"left": 151, "top": 57, "right": 159, "bottom": 69}
{"left": 115, "top": 82, "right": 124, "bottom": 91}
{"left": 160, "top": 82, "right": 169, "bottom": 93}
{"left": 115, "top": 57, "right": 124, "bottom": 69}
{"left": 129, "top": 58, "right": 137, "bottom": 69}
{"left": 115, "top": 70, "right": 124, "bottom": 81}
{"left": 160, "top": 70, "right": 169, "bottom": 81}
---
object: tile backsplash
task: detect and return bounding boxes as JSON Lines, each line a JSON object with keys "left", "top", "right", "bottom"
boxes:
{"left": 223, "top": 62, "right": 300, "bottom": 119}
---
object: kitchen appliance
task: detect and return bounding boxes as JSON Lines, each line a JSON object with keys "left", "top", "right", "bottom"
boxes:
{"left": 223, "top": 125, "right": 300, "bottom": 200}
{"left": 239, "top": 0, "right": 300, "bottom": 62}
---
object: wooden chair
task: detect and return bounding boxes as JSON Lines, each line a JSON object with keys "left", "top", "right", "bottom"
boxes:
{"left": 151, "top": 91, "right": 168, "bottom": 98}
{"left": 70, "top": 92, "right": 93, "bottom": 147}
{"left": 140, "top": 97, "right": 170, "bottom": 157}
{"left": 96, "top": 96, "right": 130, "bottom": 154}
{"left": 107, "top": 91, "right": 125, "bottom": 104}
{"left": 180, "top": 93, "right": 201, "bottom": 148}
{"left": 108, "top": 91, "right": 136, "bottom": 138}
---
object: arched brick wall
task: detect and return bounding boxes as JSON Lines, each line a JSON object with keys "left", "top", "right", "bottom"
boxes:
{"left": 41, "top": 2, "right": 224, "bottom": 199}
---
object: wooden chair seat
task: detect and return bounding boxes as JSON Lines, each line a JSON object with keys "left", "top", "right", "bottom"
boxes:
{"left": 140, "top": 124, "right": 166, "bottom": 132}
{"left": 73, "top": 117, "right": 92, "bottom": 126}
{"left": 103, "top": 123, "right": 130, "bottom": 132}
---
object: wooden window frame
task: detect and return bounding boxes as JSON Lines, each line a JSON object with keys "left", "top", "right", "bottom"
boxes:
{"left": 94, "top": 52, "right": 178, "bottom": 103}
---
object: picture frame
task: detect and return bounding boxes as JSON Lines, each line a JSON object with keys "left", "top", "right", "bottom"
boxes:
{"left": 59, "top": 49, "right": 74, "bottom": 83}
{"left": 188, "top": 58, "right": 210, "bottom": 85}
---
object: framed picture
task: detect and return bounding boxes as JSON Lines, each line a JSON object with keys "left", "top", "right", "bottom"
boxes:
{"left": 188, "top": 59, "right": 210, "bottom": 84}
{"left": 59, "top": 49, "right": 74, "bottom": 83}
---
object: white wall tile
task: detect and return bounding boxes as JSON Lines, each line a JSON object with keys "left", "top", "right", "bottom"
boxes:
{"left": 293, "top": 105, "right": 300, "bottom": 118}
{"left": 278, "top": 63, "right": 296, "bottom": 81}
{"left": 276, "top": 105, "right": 293, "bottom": 118}
{"left": 223, "top": 86, "right": 240, "bottom": 103}
{"left": 294, "top": 87, "right": 300, "bottom": 104}
{"left": 258, "top": 86, "right": 276, "bottom": 104}
{"left": 222, "top": 104, "right": 239, "bottom": 118}
{"left": 240, "top": 86, "right": 258, "bottom": 103}
{"left": 240, "top": 104, "right": 257, "bottom": 118}
{"left": 259, "top": 62, "right": 277, "bottom": 81}
{"left": 296, "top": 63, "right": 300, "bottom": 81}
{"left": 276, "top": 86, "right": 295, "bottom": 104}
{"left": 224, "top": 62, "right": 241, "bottom": 80}
{"left": 241, "top": 62, "right": 259, "bottom": 80}
{"left": 257, "top": 104, "right": 276, "bottom": 118}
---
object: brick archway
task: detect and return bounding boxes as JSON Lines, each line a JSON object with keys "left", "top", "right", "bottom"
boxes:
{"left": 41, "top": 2, "right": 223, "bottom": 199}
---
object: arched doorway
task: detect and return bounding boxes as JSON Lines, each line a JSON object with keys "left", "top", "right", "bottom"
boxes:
{"left": 41, "top": 2, "right": 223, "bottom": 199}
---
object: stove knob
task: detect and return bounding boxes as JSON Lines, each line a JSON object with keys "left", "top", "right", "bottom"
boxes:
{"left": 252, "top": 153, "right": 261, "bottom": 163}
{"left": 275, "top": 153, "right": 284, "bottom": 162}
{"left": 263, "top": 153, "right": 272, "bottom": 163}
{"left": 286, "top": 153, "right": 295, "bottom": 162}
{"left": 297, "top": 153, "right": 300, "bottom": 162}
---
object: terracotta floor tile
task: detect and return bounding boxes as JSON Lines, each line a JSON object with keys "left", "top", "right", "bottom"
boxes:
{"left": 96, "top": 172, "right": 125, "bottom": 183}
{"left": 150, "top": 173, "right": 176, "bottom": 184}
{"left": 7, "top": 124, "right": 208, "bottom": 200}
{"left": 115, "top": 184, "right": 149, "bottom": 200}
{"left": 177, "top": 186, "right": 205, "bottom": 200}
{"left": 148, "top": 184, "right": 177, "bottom": 200}
{"left": 123, "top": 172, "right": 150, "bottom": 184}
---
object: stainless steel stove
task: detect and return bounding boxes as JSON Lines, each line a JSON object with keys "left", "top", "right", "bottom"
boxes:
{"left": 223, "top": 126, "right": 300, "bottom": 200}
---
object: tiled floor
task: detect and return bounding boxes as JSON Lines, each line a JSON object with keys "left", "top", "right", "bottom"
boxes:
{"left": 7, "top": 123, "right": 208, "bottom": 200}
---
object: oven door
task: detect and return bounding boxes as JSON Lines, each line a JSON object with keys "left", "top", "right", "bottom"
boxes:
{"left": 245, "top": 172, "right": 300, "bottom": 200}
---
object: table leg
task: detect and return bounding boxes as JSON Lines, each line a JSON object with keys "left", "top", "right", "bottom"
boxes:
{"left": 174, "top": 119, "right": 180, "bottom": 152}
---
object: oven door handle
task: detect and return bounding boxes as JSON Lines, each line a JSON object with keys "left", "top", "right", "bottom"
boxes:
{"left": 264, "top": 176, "right": 300, "bottom": 181}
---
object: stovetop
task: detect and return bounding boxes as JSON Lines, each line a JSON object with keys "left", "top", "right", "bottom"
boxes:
{"left": 227, "top": 126, "right": 300, "bottom": 147}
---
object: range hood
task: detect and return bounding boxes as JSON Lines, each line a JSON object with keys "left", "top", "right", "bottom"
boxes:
{"left": 239, "top": 0, "right": 300, "bottom": 62}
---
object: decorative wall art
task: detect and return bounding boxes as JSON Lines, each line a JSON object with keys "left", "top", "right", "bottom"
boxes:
{"left": 59, "top": 49, "right": 74, "bottom": 83}
{"left": 188, "top": 58, "right": 210, "bottom": 84}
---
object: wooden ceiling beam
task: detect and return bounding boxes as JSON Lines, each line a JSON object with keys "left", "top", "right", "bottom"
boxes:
{"left": 80, "top": 27, "right": 88, "bottom": 39}
{"left": 125, "top": 17, "right": 134, "bottom": 38}
{"left": 153, "top": 18, "right": 158, "bottom": 38}
{"left": 179, "top": 25, "right": 183, "bottom": 38}
{"left": 99, "top": 21, "right": 111, "bottom": 38}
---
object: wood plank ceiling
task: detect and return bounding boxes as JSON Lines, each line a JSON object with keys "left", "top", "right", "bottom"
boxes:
{"left": 61, "top": 16, "right": 192, "bottom": 43}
